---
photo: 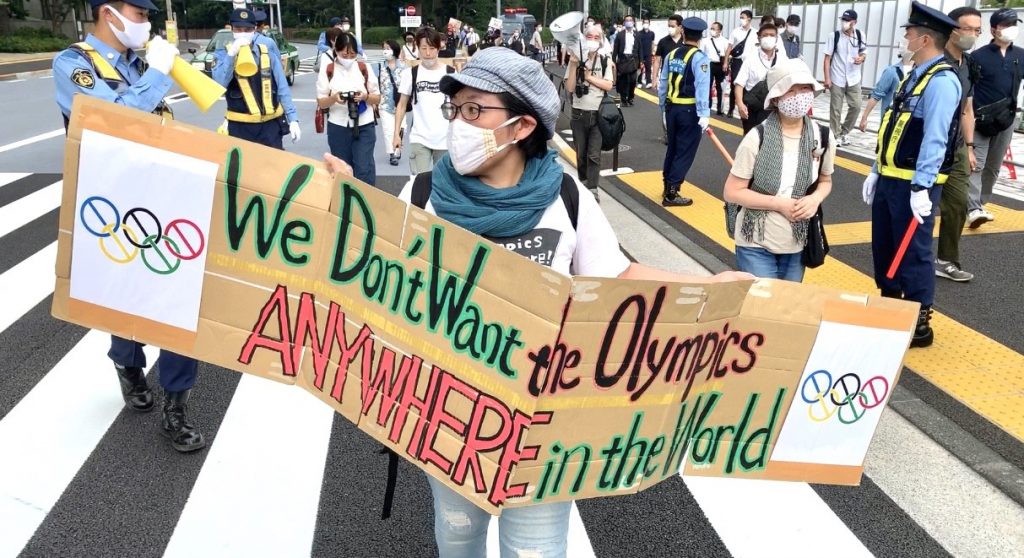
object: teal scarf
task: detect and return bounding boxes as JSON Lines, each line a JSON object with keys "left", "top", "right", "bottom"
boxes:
{"left": 430, "top": 149, "right": 563, "bottom": 238}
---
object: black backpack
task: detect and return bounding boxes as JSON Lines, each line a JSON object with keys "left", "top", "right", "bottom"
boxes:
{"left": 407, "top": 64, "right": 456, "bottom": 110}
{"left": 592, "top": 55, "right": 625, "bottom": 151}
{"left": 410, "top": 171, "right": 580, "bottom": 231}
{"left": 831, "top": 29, "right": 864, "bottom": 61}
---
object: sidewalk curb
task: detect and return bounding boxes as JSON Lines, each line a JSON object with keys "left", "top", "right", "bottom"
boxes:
{"left": 0, "top": 54, "right": 55, "bottom": 65}
{"left": 547, "top": 130, "right": 1024, "bottom": 508}
{"left": 0, "top": 68, "right": 53, "bottom": 81}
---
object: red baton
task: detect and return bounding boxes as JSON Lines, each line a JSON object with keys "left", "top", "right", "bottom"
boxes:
{"left": 886, "top": 219, "right": 919, "bottom": 280}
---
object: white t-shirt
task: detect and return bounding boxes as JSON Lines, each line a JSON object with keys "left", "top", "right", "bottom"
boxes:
{"left": 316, "top": 60, "right": 380, "bottom": 127}
{"left": 823, "top": 29, "right": 866, "bottom": 87}
{"left": 398, "top": 63, "right": 450, "bottom": 150}
{"left": 730, "top": 125, "right": 837, "bottom": 254}
{"left": 571, "top": 55, "right": 614, "bottom": 112}
{"left": 398, "top": 178, "right": 631, "bottom": 278}
{"left": 700, "top": 36, "right": 729, "bottom": 63}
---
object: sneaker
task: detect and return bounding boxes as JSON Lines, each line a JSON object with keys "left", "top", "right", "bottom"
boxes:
{"left": 967, "top": 209, "right": 992, "bottom": 229}
{"left": 838, "top": 135, "right": 850, "bottom": 146}
{"left": 589, "top": 188, "right": 600, "bottom": 202}
{"left": 935, "top": 259, "right": 974, "bottom": 282}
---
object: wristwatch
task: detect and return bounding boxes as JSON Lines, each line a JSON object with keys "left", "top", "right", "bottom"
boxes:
{"left": 910, "top": 184, "right": 928, "bottom": 192}
{"left": 966, "top": 142, "right": 975, "bottom": 147}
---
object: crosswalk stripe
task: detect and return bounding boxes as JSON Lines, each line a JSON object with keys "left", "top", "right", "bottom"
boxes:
{"left": 0, "top": 330, "right": 156, "bottom": 558}
{"left": 0, "top": 181, "right": 59, "bottom": 240}
{"left": 0, "top": 242, "right": 58, "bottom": 333}
{"left": 0, "top": 173, "right": 29, "bottom": 189}
{"left": 163, "top": 375, "right": 335, "bottom": 557}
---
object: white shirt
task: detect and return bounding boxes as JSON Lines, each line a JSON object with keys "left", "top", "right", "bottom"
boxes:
{"left": 624, "top": 30, "right": 635, "bottom": 55}
{"left": 316, "top": 59, "right": 380, "bottom": 127}
{"left": 532, "top": 30, "right": 543, "bottom": 49}
{"left": 730, "top": 26, "right": 756, "bottom": 60}
{"left": 398, "top": 63, "right": 450, "bottom": 150}
{"left": 572, "top": 55, "right": 614, "bottom": 112}
{"left": 735, "top": 48, "right": 785, "bottom": 90}
{"left": 700, "top": 36, "right": 729, "bottom": 63}
{"left": 398, "top": 179, "right": 631, "bottom": 278}
{"left": 823, "top": 28, "right": 866, "bottom": 87}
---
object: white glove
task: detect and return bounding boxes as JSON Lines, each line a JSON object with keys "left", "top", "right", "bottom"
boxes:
{"left": 909, "top": 188, "right": 932, "bottom": 224}
{"left": 862, "top": 172, "right": 878, "bottom": 205}
{"left": 228, "top": 37, "right": 251, "bottom": 57}
{"left": 146, "top": 37, "right": 178, "bottom": 75}
{"left": 289, "top": 121, "right": 301, "bottom": 143}
{"left": 698, "top": 116, "right": 709, "bottom": 132}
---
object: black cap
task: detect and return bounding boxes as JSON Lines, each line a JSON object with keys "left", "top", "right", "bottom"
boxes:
{"left": 841, "top": 9, "right": 858, "bottom": 21}
{"left": 991, "top": 8, "right": 1021, "bottom": 28}
{"left": 341, "top": 16, "right": 351, "bottom": 23}
{"left": 682, "top": 17, "right": 707, "bottom": 33}
{"left": 88, "top": 0, "right": 158, "bottom": 10}
{"left": 229, "top": 8, "right": 256, "bottom": 28}
{"left": 902, "top": 1, "right": 958, "bottom": 36}
{"left": 786, "top": 14, "right": 800, "bottom": 25}
{"left": 329, "top": 17, "right": 342, "bottom": 26}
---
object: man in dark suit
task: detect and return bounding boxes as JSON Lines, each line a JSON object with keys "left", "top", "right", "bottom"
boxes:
{"left": 613, "top": 14, "right": 641, "bottom": 105}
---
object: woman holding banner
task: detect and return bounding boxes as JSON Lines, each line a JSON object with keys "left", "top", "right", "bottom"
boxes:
{"left": 325, "top": 47, "right": 752, "bottom": 557}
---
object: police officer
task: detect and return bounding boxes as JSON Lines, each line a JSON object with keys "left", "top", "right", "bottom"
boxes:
{"left": 659, "top": 17, "right": 711, "bottom": 207}
{"left": 213, "top": 8, "right": 300, "bottom": 149}
{"left": 862, "top": 1, "right": 962, "bottom": 348}
{"left": 53, "top": 0, "right": 207, "bottom": 453}
{"left": 253, "top": 10, "right": 281, "bottom": 57}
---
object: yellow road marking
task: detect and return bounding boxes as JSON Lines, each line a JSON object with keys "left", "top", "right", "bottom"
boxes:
{"left": 550, "top": 128, "right": 1024, "bottom": 442}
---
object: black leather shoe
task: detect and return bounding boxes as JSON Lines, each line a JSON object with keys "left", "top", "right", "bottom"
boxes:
{"left": 910, "top": 306, "right": 934, "bottom": 348}
{"left": 160, "top": 389, "right": 207, "bottom": 453}
{"left": 662, "top": 191, "right": 693, "bottom": 207}
{"left": 115, "top": 365, "right": 154, "bottom": 412}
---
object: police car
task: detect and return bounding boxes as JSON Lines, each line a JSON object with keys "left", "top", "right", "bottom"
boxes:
{"left": 188, "top": 28, "right": 300, "bottom": 85}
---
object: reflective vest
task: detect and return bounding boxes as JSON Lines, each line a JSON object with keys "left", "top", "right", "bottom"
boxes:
{"left": 225, "top": 43, "right": 283, "bottom": 124}
{"left": 876, "top": 61, "right": 960, "bottom": 185}
{"left": 64, "top": 42, "right": 173, "bottom": 130}
{"left": 665, "top": 45, "right": 698, "bottom": 105}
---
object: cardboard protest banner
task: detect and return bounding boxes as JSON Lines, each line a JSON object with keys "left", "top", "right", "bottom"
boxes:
{"left": 53, "top": 95, "right": 921, "bottom": 515}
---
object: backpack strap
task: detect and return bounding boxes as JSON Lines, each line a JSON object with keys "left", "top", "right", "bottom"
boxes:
{"left": 411, "top": 65, "right": 419, "bottom": 105}
{"left": 410, "top": 171, "right": 579, "bottom": 232}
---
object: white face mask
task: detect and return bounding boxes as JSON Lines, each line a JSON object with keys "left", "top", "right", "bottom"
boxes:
{"left": 341, "top": 24, "right": 350, "bottom": 31}
{"left": 760, "top": 36, "right": 777, "bottom": 50}
{"left": 585, "top": 39, "right": 601, "bottom": 53}
{"left": 668, "top": 26, "right": 678, "bottom": 37}
{"left": 901, "top": 36, "right": 924, "bottom": 61}
{"left": 740, "top": 18, "right": 750, "bottom": 27}
{"left": 447, "top": 116, "right": 522, "bottom": 175}
{"left": 777, "top": 91, "right": 814, "bottom": 118}
{"left": 643, "top": 24, "right": 649, "bottom": 30}
{"left": 383, "top": 50, "right": 394, "bottom": 59}
{"left": 842, "top": 21, "right": 853, "bottom": 31}
{"left": 106, "top": 6, "right": 151, "bottom": 50}
{"left": 233, "top": 32, "right": 254, "bottom": 42}
{"left": 421, "top": 57, "right": 438, "bottom": 68}
{"left": 1000, "top": 26, "right": 1020, "bottom": 43}
{"left": 711, "top": 30, "right": 720, "bottom": 38}
{"left": 787, "top": 25, "right": 798, "bottom": 35}
{"left": 338, "top": 58, "right": 355, "bottom": 68}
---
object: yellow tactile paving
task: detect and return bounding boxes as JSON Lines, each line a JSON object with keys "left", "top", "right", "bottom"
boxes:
{"left": 611, "top": 170, "right": 1024, "bottom": 441}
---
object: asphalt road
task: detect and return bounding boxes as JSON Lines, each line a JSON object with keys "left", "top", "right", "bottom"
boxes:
{"left": 1, "top": 44, "right": 1023, "bottom": 558}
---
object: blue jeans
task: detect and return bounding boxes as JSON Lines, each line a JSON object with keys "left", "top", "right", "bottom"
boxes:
{"left": 735, "top": 246, "right": 805, "bottom": 282}
{"left": 426, "top": 475, "right": 572, "bottom": 558}
{"left": 327, "top": 121, "right": 377, "bottom": 186}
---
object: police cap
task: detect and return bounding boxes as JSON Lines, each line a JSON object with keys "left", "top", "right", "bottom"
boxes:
{"left": 682, "top": 17, "right": 707, "bottom": 33}
{"left": 329, "top": 17, "right": 342, "bottom": 26}
{"left": 229, "top": 8, "right": 257, "bottom": 28}
{"left": 87, "top": 0, "right": 159, "bottom": 11}
{"left": 901, "top": 1, "right": 958, "bottom": 36}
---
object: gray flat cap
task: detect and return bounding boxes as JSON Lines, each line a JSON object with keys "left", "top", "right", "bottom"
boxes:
{"left": 439, "top": 47, "right": 559, "bottom": 139}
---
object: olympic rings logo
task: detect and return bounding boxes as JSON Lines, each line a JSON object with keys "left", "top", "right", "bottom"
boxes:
{"left": 79, "top": 196, "right": 206, "bottom": 275}
{"left": 800, "top": 370, "right": 890, "bottom": 425}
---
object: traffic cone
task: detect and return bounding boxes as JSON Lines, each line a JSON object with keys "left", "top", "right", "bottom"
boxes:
{"left": 1004, "top": 146, "right": 1016, "bottom": 180}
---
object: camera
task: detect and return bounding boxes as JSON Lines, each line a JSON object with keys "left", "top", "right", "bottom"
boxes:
{"left": 339, "top": 92, "right": 361, "bottom": 138}
{"left": 574, "top": 67, "right": 589, "bottom": 97}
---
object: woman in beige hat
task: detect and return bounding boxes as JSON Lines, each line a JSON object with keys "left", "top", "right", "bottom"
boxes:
{"left": 724, "top": 58, "right": 836, "bottom": 282}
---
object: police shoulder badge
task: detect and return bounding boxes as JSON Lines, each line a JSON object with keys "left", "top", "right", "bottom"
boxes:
{"left": 71, "top": 68, "right": 95, "bottom": 89}
{"left": 701, "top": 63, "right": 708, "bottom": 73}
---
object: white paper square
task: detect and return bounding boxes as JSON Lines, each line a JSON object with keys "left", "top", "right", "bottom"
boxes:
{"left": 770, "top": 321, "right": 909, "bottom": 467}
{"left": 70, "top": 129, "right": 219, "bottom": 332}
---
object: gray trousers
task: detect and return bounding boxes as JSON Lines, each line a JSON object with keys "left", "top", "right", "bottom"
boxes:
{"left": 829, "top": 82, "right": 862, "bottom": 138}
{"left": 570, "top": 108, "right": 602, "bottom": 190}
{"left": 969, "top": 118, "right": 1019, "bottom": 212}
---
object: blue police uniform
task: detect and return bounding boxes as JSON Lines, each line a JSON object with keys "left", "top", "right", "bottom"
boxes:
{"left": 870, "top": 1, "right": 962, "bottom": 347}
{"left": 53, "top": 0, "right": 205, "bottom": 452}
{"left": 252, "top": 10, "right": 281, "bottom": 58}
{"left": 659, "top": 17, "right": 711, "bottom": 207}
{"left": 214, "top": 8, "right": 298, "bottom": 149}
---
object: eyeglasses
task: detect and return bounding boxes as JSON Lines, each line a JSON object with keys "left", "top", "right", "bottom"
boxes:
{"left": 957, "top": 26, "right": 983, "bottom": 35}
{"left": 441, "top": 101, "right": 511, "bottom": 121}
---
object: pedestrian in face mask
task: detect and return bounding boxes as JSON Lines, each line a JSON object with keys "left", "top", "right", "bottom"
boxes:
{"left": 782, "top": 14, "right": 802, "bottom": 59}
{"left": 637, "top": 17, "right": 656, "bottom": 87}
{"left": 735, "top": 23, "right": 788, "bottom": 132}
{"left": 316, "top": 33, "right": 379, "bottom": 185}
{"left": 725, "top": 58, "right": 834, "bottom": 283}
{"left": 567, "top": 26, "right": 616, "bottom": 198}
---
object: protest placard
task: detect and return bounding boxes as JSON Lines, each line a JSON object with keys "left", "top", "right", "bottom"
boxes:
{"left": 53, "top": 95, "right": 920, "bottom": 515}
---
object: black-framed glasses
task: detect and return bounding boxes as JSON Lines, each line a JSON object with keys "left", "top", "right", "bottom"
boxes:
{"left": 441, "top": 101, "right": 511, "bottom": 121}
